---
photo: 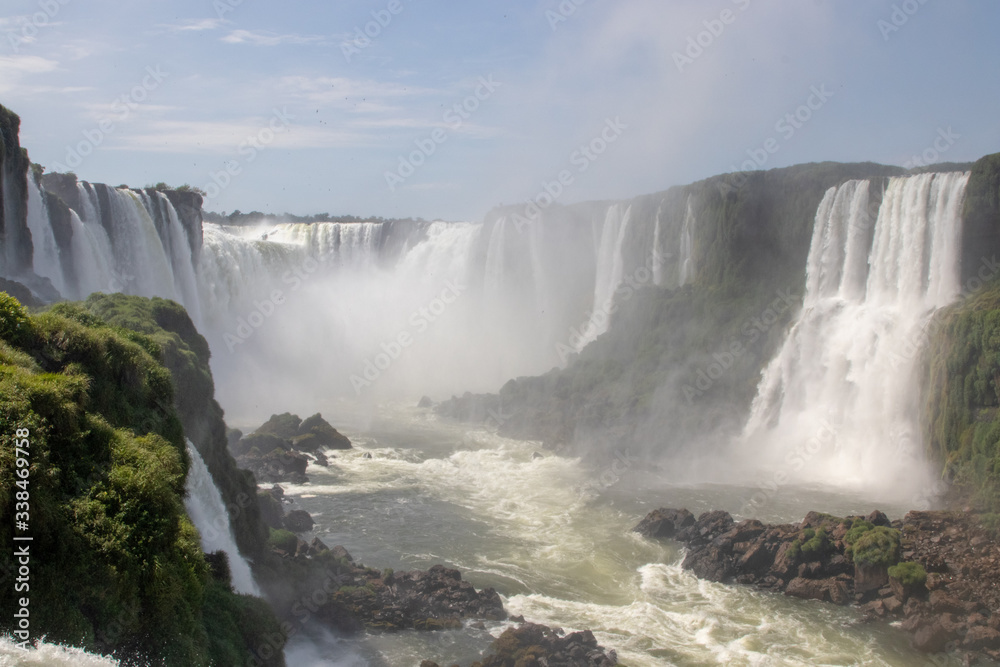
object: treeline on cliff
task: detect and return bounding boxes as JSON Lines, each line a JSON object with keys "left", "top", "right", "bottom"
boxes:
{"left": 0, "top": 293, "right": 284, "bottom": 665}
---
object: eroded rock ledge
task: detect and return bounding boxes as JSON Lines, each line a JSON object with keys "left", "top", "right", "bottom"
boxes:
{"left": 634, "top": 507, "right": 1000, "bottom": 663}
{"left": 421, "top": 621, "right": 619, "bottom": 667}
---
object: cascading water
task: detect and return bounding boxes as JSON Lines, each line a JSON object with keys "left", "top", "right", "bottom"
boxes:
{"left": 678, "top": 195, "right": 696, "bottom": 286}
{"left": 10, "top": 170, "right": 714, "bottom": 417}
{"left": 25, "top": 176, "right": 66, "bottom": 295}
{"left": 741, "top": 171, "right": 970, "bottom": 500}
{"left": 183, "top": 439, "right": 260, "bottom": 596}
{"left": 576, "top": 204, "right": 632, "bottom": 350}
{"left": 0, "top": 636, "right": 120, "bottom": 666}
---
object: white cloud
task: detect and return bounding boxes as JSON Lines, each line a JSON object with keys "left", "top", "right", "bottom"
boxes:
{"left": 110, "top": 118, "right": 371, "bottom": 153}
{"left": 159, "top": 18, "right": 225, "bottom": 32}
{"left": 0, "top": 55, "right": 59, "bottom": 94}
{"left": 221, "top": 29, "right": 327, "bottom": 47}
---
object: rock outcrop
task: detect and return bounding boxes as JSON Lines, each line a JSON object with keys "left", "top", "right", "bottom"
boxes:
{"left": 231, "top": 412, "right": 351, "bottom": 483}
{"left": 635, "top": 507, "right": 1000, "bottom": 663}
{"left": 258, "top": 539, "right": 505, "bottom": 635}
{"left": 422, "top": 622, "right": 619, "bottom": 667}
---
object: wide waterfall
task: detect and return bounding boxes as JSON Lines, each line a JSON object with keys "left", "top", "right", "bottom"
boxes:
{"left": 183, "top": 440, "right": 260, "bottom": 596}
{"left": 741, "top": 171, "right": 970, "bottom": 502}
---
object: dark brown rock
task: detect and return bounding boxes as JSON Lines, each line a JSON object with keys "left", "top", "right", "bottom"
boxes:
{"left": 913, "top": 619, "right": 958, "bottom": 653}
{"left": 633, "top": 507, "right": 695, "bottom": 539}
{"left": 963, "top": 626, "right": 1000, "bottom": 651}
{"left": 284, "top": 509, "right": 315, "bottom": 533}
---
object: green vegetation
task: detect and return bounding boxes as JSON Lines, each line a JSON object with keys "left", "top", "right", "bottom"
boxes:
{"left": 73, "top": 294, "right": 269, "bottom": 560}
{"left": 0, "top": 292, "right": 283, "bottom": 665}
{"left": 146, "top": 182, "right": 207, "bottom": 197}
{"left": 924, "top": 278, "right": 1000, "bottom": 511}
{"left": 268, "top": 528, "right": 298, "bottom": 553}
{"left": 887, "top": 561, "right": 927, "bottom": 586}
{"left": 844, "top": 519, "right": 875, "bottom": 546}
{"left": 850, "top": 526, "right": 902, "bottom": 568}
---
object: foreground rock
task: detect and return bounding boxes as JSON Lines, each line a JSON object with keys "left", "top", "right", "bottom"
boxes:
{"left": 635, "top": 507, "right": 1000, "bottom": 663}
{"left": 230, "top": 412, "right": 351, "bottom": 483}
{"left": 259, "top": 540, "right": 506, "bottom": 635}
{"left": 421, "top": 621, "right": 618, "bottom": 667}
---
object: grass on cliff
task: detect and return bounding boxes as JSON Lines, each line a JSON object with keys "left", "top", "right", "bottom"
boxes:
{"left": 0, "top": 292, "right": 283, "bottom": 666}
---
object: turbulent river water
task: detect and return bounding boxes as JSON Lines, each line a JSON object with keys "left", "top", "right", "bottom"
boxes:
{"left": 259, "top": 401, "right": 961, "bottom": 667}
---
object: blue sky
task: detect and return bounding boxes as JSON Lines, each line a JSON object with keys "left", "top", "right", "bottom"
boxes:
{"left": 1, "top": 0, "right": 998, "bottom": 220}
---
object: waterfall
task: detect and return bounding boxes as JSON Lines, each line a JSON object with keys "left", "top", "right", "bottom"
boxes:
{"left": 652, "top": 203, "right": 664, "bottom": 286}
{"left": 263, "top": 221, "right": 383, "bottom": 272}
{"left": 69, "top": 208, "right": 117, "bottom": 299}
{"left": 483, "top": 215, "right": 508, "bottom": 299}
{"left": 183, "top": 440, "right": 260, "bottom": 596}
{"left": 576, "top": 204, "right": 632, "bottom": 350}
{"left": 742, "top": 171, "right": 970, "bottom": 494}
{"left": 678, "top": 195, "right": 695, "bottom": 286}
{"left": 26, "top": 177, "right": 66, "bottom": 295}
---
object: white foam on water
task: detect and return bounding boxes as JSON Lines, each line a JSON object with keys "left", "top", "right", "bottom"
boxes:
{"left": 0, "top": 636, "right": 121, "bottom": 666}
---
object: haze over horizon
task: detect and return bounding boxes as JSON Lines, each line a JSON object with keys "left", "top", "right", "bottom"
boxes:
{"left": 2, "top": 0, "right": 997, "bottom": 220}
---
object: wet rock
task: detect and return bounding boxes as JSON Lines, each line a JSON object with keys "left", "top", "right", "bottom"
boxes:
{"left": 417, "top": 395, "right": 434, "bottom": 408}
{"left": 632, "top": 507, "right": 695, "bottom": 539}
{"left": 443, "top": 622, "right": 618, "bottom": 667}
{"left": 635, "top": 506, "right": 1000, "bottom": 662}
{"left": 913, "top": 619, "right": 956, "bottom": 653}
{"left": 284, "top": 509, "right": 315, "bottom": 533}
{"left": 867, "top": 510, "right": 892, "bottom": 527}
{"left": 962, "top": 625, "right": 1000, "bottom": 651}
{"left": 330, "top": 545, "right": 354, "bottom": 562}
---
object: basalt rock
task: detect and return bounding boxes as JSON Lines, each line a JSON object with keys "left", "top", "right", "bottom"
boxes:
{"left": 232, "top": 412, "right": 352, "bottom": 482}
{"left": 635, "top": 507, "right": 1000, "bottom": 663}
{"left": 423, "top": 621, "right": 619, "bottom": 667}
{"left": 283, "top": 509, "right": 315, "bottom": 533}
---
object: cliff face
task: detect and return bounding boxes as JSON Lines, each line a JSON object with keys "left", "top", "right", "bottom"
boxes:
{"left": 961, "top": 153, "right": 1000, "bottom": 286}
{"left": 0, "top": 293, "right": 283, "bottom": 666}
{"left": 921, "top": 153, "right": 1000, "bottom": 510}
{"left": 438, "top": 161, "right": 912, "bottom": 458}
{"left": 0, "top": 105, "right": 32, "bottom": 276}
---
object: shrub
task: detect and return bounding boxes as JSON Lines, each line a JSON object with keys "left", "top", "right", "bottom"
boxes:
{"left": 0, "top": 292, "right": 34, "bottom": 346}
{"left": 851, "top": 526, "right": 902, "bottom": 567}
{"left": 786, "top": 539, "right": 802, "bottom": 562}
{"left": 268, "top": 528, "right": 298, "bottom": 553}
{"left": 888, "top": 561, "right": 927, "bottom": 586}
{"left": 844, "top": 519, "right": 874, "bottom": 546}
{"left": 801, "top": 526, "right": 828, "bottom": 555}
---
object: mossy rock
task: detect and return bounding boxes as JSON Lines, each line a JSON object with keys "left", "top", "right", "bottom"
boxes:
{"left": 852, "top": 526, "right": 902, "bottom": 567}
